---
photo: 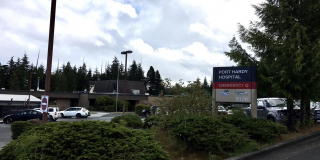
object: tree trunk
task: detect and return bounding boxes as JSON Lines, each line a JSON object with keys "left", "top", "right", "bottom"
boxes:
{"left": 300, "top": 96, "right": 306, "bottom": 126}
{"left": 287, "top": 98, "right": 296, "bottom": 132}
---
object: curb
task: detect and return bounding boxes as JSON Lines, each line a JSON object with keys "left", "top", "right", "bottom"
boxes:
{"left": 225, "top": 131, "right": 320, "bottom": 160}
{"left": 107, "top": 112, "right": 137, "bottom": 115}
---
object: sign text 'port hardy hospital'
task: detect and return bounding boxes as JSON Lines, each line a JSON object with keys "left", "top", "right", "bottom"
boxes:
{"left": 218, "top": 69, "right": 249, "bottom": 80}
{"left": 213, "top": 66, "right": 257, "bottom": 89}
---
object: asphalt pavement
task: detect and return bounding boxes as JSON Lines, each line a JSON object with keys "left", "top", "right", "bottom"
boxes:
{"left": 250, "top": 135, "right": 320, "bottom": 160}
{"left": 0, "top": 124, "right": 11, "bottom": 150}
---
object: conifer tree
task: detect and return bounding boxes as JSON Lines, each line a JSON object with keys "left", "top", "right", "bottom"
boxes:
{"left": 225, "top": 0, "right": 320, "bottom": 129}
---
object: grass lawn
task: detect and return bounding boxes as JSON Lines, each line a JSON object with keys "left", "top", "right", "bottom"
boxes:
{"left": 146, "top": 124, "right": 320, "bottom": 160}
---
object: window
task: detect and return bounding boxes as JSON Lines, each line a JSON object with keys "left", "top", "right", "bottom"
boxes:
{"left": 49, "top": 108, "right": 54, "bottom": 112}
{"left": 257, "top": 101, "right": 264, "bottom": 107}
{"left": 26, "top": 110, "right": 33, "bottom": 115}
{"left": 32, "top": 111, "right": 38, "bottom": 115}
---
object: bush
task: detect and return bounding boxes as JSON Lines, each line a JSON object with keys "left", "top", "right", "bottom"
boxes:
{"left": 95, "top": 95, "right": 115, "bottom": 106}
{"left": 0, "top": 121, "right": 169, "bottom": 160}
{"left": 113, "top": 99, "right": 129, "bottom": 112}
{"left": 221, "top": 108, "right": 287, "bottom": 143}
{"left": 168, "top": 115, "right": 252, "bottom": 153}
{"left": 144, "top": 115, "right": 162, "bottom": 128}
{"left": 11, "top": 121, "right": 37, "bottom": 140}
{"left": 135, "top": 104, "right": 151, "bottom": 116}
{"left": 111, "top": 115, "right": 143, "bottom": 129}
{"left": 100, "top": 105, "right": 116, "bottom": 112}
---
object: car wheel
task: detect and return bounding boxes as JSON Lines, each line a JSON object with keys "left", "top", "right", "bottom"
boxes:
{"left": 61, "top": 113, "right": 65, "bottom": 118}
{"left": 6, "top": 118, "right": 13, "bottom": 124}
{"left": 76, "top": 114, "right": 81, "bottom": 118}
{"left": 84, "top": 116, "right": 88, "bottom": 118}
{"left": 49, "top": 116, "right": 54, "bottom": 122}
{"left": 268, "top": 117, "right": 275, "bottom": 122}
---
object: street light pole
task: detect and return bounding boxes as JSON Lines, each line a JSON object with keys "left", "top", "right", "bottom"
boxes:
{"left": 121, "top": 50, "right": 132, "bottom": 115}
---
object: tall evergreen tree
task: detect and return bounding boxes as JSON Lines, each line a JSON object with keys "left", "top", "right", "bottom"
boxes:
{"left": 225, "top": 0, "right": 320, "bottom": 129}
{"left": 147, "top": 66, "right": 156, "bottom": 95}
{"left": 92, "top": 67, "right": 100, "bottom": 81}
{"left": 127, "top": 60, "right": 138, "bottom": 81}
{"left": 110, "top": 56, "right": 120, "bottom": 80}
{"left": 137, "top": 63, "right": 145, "bottom": 81}
{"left": 154, "top": 70, "right": 164, "bottom": 95}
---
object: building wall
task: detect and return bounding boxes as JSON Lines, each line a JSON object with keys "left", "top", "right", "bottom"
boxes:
{"left": 56, "top": 99, "right": 70, "bottom": 110}
{"left": 78, "top": 94, "right": 89, "bottom": 108}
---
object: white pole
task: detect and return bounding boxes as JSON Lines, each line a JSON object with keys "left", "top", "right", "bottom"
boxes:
{"left": 116, "top": 65, "right": 119, "bottom": 112}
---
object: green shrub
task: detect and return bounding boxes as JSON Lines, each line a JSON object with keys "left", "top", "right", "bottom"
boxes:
{"left": 111, "top": 115, "right": 143, "bottom": 129}
{"left": 0, "top": 121, "right": 169, "bottom": 160}
{"left": 168, "top": 115, "right": 252, "bottom": 153}
{"left": 11, "top": 121, "right": 37, "bottom": 140}
{"left": 135, "top": 104, "right": 151, "bottom": 116}
{"left": 99, "top": 105, "right": 116, "bottom": 112}
{"left": 95, "top": 95, "right": 115, "bottom": 106}
{"left": 87, "top": 106, "right": 96, "bottom": 111}
{"left": 113, "top": 99, "right": 129, "bottom": 112}
{"left": 144, "top": 115, "right": 162, "bottom": 128}
{"left": 221, "top": 108, "right": 287, "bottom": 143}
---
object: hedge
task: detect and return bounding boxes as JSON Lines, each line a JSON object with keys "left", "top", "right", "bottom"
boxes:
{"left": 135, "top": 104, "right": 151, "bottom": 116}
{"left": 11, "top": 121, "right": 37, "bottom": 140}
{"left": 168, "top": 115, "right": 254, "bottom": 153}
{"left": 0, "top": 121, "right": 169, "bottom": 160}
{"left": 111, "top": 115, "right": 143, "bottom": 129}
{"left": 221, "top": 110, "right": 287, "bottom": 143}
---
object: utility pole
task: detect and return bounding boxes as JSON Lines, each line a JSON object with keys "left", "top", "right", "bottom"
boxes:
{"left": 44, "top": 0, "right": 57, "bottom": 123}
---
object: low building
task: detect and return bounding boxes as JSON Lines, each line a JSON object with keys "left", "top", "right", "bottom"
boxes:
{"left": 89, "top": 80, "right": 148, "bottom": 111}
{"left": 0, "top": 94, "right": 41, "bottom": 118}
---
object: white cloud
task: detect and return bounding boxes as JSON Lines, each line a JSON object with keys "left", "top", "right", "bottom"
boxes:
{"left": 0, "top": 0, "right": 263, "bottom": 83}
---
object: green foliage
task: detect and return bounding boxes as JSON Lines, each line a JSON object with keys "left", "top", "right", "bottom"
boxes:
{"left": 95, "top": 95, "right": 129, "bottom": 112}
{"left": 11, "top": 121, "right": 36, "bottom": 140}
{"left": 157, "top": 79, "right": 212, "bottom": 119}
{"left": 168, "top": 115, "right": 252, "bottom": 154}
{"left": 221, "top": 109, "right": 287, "bottom": 143}
{"left": 225, "top": 0, "right": 320, "bottom": 128}
{"left": 111, "top": 115, "right": 143, "bottom": 129}
{"left": 0, "top": 121, "right": 169, "bottom": 160}
{"left": 95, "top": 95, "right": 114, "bottom": 106}
{"left": 113, "top": 99, "right": 129, "bottom": 112}
{"left": 135, "top": 104, "right": 151, "bottom": 116}
{"left": 144, "top": 116, "right": 162, "bottom": 129}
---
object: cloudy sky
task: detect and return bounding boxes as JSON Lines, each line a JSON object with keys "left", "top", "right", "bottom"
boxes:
{"left": 0, "top": 0, "right": 264, "bottom": 84}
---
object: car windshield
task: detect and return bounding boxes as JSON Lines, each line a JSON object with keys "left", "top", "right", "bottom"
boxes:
{"left": 264, "top": 99, "right": 286, "bottom": 107}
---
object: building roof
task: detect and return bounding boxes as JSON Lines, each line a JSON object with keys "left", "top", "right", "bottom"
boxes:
{"left": 89, "top": 80, "right": 146, "bottom": 94}
{"left": 0, "top": 94, "right": 41, "bottom": 102}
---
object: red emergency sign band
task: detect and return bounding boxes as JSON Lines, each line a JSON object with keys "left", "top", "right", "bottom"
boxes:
{"left": 213, "top": 82, "right": 257, "bottom": 89}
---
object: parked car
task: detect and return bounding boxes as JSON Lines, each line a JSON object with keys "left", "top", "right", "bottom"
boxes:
{"left": 142, "top": 106, "right": 159, "bottom": 118}
{"left": 48, "top": 107, "right": 61, "bottom": 121}
{"left": 311, "top": 105, "right": 320, "bottom": 123}
{"left": 34, "top": 107, "right": 61, "bottom": 121}
{"left": 60, "top": 107, "right": 90, "bottom": 118}
{"left": 207, "top": 106, "right": 228, "bottom": 115}
{"left": 243, "top": 98, "right": 301, "bottom": 123}
{"left": 3, "top": 109, "right": 43, "bottom": 124}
